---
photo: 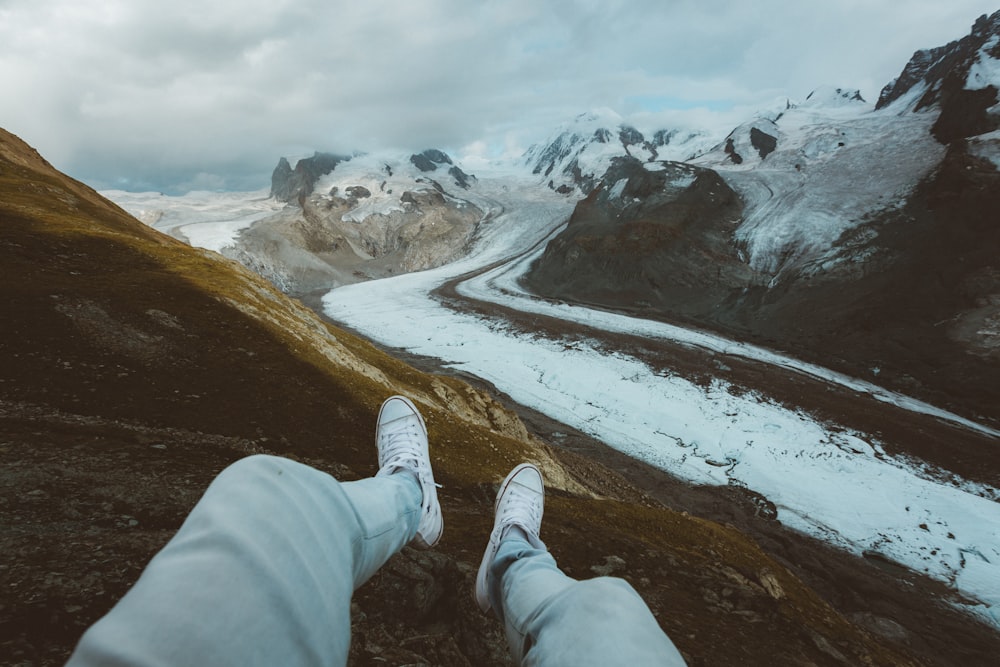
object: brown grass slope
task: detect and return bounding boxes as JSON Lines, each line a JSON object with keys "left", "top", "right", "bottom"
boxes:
{"left": 0, "top": 128, "right": 918, "bottom": 666}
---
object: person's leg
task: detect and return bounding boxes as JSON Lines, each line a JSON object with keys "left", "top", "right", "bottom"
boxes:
{"left": 476, "top": 464, "right": 686, "bottom": 667}
{"left": 68, "top": 395, "right": 441, "bottom": 667}
{"left": 492, "top": 539, "right": 687, "bottom": 666}
{"left": 66, "top": 455, "right": 419, "bottom": 666}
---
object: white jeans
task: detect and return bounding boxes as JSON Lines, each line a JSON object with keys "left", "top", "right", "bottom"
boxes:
{"left": 68, "top": 454, "right": 685, "bottom": 666}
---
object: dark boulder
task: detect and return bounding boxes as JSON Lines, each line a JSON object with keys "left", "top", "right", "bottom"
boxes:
{"left": 749, "top": 127, "right": 778, "bottom": 160}
{"left": 410, "top": 149, "right": 454, "bottom": 172}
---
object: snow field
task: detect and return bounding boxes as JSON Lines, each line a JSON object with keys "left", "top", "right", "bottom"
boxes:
{"left": 104, "top": 189, "right": 283, "bottom": 252}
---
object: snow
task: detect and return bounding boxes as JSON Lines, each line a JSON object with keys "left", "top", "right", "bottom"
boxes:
{"left": 322, "top": 175, "right": 1000, "bottom": 627}
{"left": 969, "top": 129, "right": 1000, "bottom": 170}
{"left": 607, "top": 178, "right": 628, "bottom": 201}
{"left": 799, "top": 86, "right": 867, "bottom": 108}
{"left": 310, "top": 152, "right": 451, "bottom": 223}
{"left": 668, "top": 172, "right": 697, "bottom": 189}
{"left": 966, "top": 36, "right": 1000, "bottom": 90}
{"left": 696, "top": 103, "right": 945, "bottom": 277}
{"left": 102, "top": 189, "right": 283, "bottom": 252}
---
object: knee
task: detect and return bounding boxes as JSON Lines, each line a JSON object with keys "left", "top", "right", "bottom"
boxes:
{"left": 214, "top": 454, "right": 293, "bottom": 488}
{"left": 560, "top": 577, "right": 644, "bottom": 615}
{"left": 225, "top": 454, "right": 287, "bottom": 474}
{"left": 226, "top": 454, "right": 291, "bottom": 470}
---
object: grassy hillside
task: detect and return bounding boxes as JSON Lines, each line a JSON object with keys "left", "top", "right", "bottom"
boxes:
{"left": 0, "top": 128, "right": 921, "bottom": 665}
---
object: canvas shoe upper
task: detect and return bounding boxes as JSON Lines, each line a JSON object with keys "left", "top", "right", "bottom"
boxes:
{"left": 475, "top": 463, "right": 546, "bottom": 612}
{"left": 375, "top": 395, "right": 442, "bottom": 549}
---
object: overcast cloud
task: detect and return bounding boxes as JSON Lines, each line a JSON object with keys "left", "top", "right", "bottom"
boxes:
{"left": 1, "top": 0, "right": 997, "bottom": 192}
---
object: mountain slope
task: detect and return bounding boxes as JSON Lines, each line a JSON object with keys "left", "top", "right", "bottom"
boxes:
{"left": 524, "top": 13, "right": 1000, "bottom": 425}
{"left": 523, "top": 156, "right": 758, "bottom": 312}
{"left": 227, "top": 150, "right": 482, "bottom": 296}
{"left": 0, "top": 128, "right": 934, "bottom": 665}
{"left": 523, "top": 109, "right": 717, "bottom": 194}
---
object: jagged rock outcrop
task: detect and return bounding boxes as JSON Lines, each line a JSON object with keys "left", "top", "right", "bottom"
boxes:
{"left": 525, "top": 13, "right": 1000, "bottom": 424}
{"left": 410, "top": 148, "right": 452, "bottom": 171}
{"left": 410, "top": 149, "right": 475, "bottom": 189}
{"left": 270, "top": 152, "right": 348, "bottom": 203}
{"left": 231, "top": 152, "right": 482, "bottom": 295}
{"left": 877, "top": 10, "right": 1000, "bottom": 143}
{"left": 523, "top": 111, "right": 714, "bottom": 194}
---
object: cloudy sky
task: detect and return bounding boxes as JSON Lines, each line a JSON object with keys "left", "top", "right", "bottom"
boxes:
{"left": 1, "top": 0, "right": 997, "bottom": 193}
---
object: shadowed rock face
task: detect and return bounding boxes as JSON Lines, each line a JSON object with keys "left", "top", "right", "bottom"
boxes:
{"left": 749, "top": 127, "right": 777, "bottom": 159}
{"left": 270, "top": 152, "right": 349, "bottom": 203}
{"left": 524, "top": 157, "right": 757, "bottom": 315}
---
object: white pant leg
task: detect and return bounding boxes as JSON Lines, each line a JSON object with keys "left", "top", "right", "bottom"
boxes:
{"left": 66, "top": 454, "right": 421, "bottom": 667}
{"left": 491, "top": 538, "right": 687, "bottom": 667}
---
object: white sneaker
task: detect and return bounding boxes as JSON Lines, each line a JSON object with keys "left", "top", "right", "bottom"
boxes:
{"left": 475, "top": 463, "right": 545, "bottom": 612}
{"left": 375, "top": 395, "right": 442, "bottom": 549}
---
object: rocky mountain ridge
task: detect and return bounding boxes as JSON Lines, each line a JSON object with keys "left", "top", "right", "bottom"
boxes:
{"left": 522, "top": 109, "right": 718, "bottom": 194}
{"left": 225, "top": 149, "right": 482, "bottom": 296}
{"left": 523, "top": 10, "right": 1000, "bottom": 425}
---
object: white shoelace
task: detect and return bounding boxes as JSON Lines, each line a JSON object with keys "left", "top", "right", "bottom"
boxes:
{"left": 377, "top": 420, "right": 442, "bottom": 492}
{"left": 497, "top": 484, "right": 542, "bottom": 537}
{"left": 378, "top": 421, "right": 426, "bottom": 476}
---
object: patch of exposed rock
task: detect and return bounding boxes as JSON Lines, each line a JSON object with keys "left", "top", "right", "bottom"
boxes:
{"left": 270, "top": 152, "right": 349, "bottom": 204}
{"left": 410, "top": 148, "right": 476, "bottom": 190}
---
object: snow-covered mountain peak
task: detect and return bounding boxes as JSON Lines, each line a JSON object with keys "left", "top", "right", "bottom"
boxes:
{"left": 523, "top": 108, "right": 721, "bottom": 194}
{"left": 308, "top": 149, "right": 476, "bottom": 224}
{"left": 800, "top": 86, "right": 868, "bottom": 108}
{"left": 570, "top": 107, "right": 625, "bottom": 128}
{"left": 966, "top": 33, "right": 1000, "bottom": 91}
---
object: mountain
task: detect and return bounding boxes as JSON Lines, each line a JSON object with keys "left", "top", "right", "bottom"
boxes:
{"left": 523, "top": 156, "right": 757, "bottom": 313}
{"left": 524, "top": 11, "right": 1000, "bottom": 426}
{"left": 270, "top": 151, "right": 350, "bottom": 203}
{"left": 876, "top": 10, "right": 1000, "bottom": 145}
{"left": 194, "top": 149, "right": 483, "bottom": 296}
{"left": 5, "top": 126, "right": 947, "bottom": 665}
{"left": 523, "top": 109, "right": 717, "bottom": 194}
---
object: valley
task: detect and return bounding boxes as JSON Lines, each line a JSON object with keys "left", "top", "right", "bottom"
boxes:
{"left": 110, "top": 169, "right": 1000, "bottom": 660}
